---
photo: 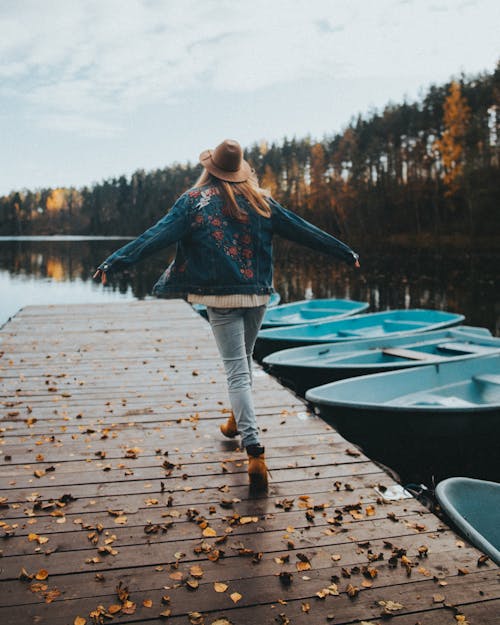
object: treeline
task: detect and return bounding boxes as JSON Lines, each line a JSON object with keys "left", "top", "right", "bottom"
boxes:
{"left": 2, "top": 63, "right": 499, "bottom": 246}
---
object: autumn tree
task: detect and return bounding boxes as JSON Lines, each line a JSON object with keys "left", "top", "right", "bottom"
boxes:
{"left": 433, "top": 81, "right": 471, "bottom": 196}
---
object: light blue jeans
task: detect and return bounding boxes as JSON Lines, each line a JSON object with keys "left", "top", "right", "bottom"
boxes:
{"left": 206, "top": 305, "right": 267, "bottom": 448}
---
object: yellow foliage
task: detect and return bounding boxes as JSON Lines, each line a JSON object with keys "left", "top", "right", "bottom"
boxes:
{"left": 46, "top": 188, "right": 67, "bottom": 212}
{"left": 433, "top": 81, "right": 471, "bottom": 196}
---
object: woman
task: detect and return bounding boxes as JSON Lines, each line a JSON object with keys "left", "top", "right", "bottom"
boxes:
{"left": 94, "top": 139, "right": 359, "bottom": 490}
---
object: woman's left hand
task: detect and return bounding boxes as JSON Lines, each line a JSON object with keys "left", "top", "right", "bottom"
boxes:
{"left": 93, "top": 269, "right": 107, "bottom": 285}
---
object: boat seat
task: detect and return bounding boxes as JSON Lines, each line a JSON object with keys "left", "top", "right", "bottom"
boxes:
{"left": 405, "top": 395, "right": 477, "bottom": 408}
{"left": 437, "top": 342, "right": 491, "bottom": 354}
{"left": 382, "top": 347, "right": 435, "bottom": 361}
{"left": 473, "top": 374, "right": 500, "bottom": 387}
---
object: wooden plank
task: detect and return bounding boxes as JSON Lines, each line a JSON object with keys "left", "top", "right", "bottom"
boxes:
{"left": 382, "top": 347, "right": 436, "bottom": 360}
{"left": 0, "top": 301, "right": 497, "bottom": 625}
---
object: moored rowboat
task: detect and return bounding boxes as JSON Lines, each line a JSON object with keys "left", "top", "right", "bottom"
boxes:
{"left": 435, "top": 477, "right": 500, "bottom": 565}
{"left": 263, "top": 326, "right": 498, "bottom": 395}
{"left": 261, "top": 298, "right": 369, "bottom": 329}
{"left": 255, "top": 308, "right": 465, "bottom": 361}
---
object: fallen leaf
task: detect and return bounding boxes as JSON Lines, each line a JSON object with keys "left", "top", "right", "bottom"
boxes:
{"left": 143, "top": 599, "right": 153, "bottom": 608}
{"left": 186, "top": 580, "right": 199, "bottom": 590}
{"left": 214, "top": 582, "right": 228, "bottom": 593}
{"left": 378, "top": 600, "right": 404, "bottom": 612}
{"left": 159, "top": 609, "right": 172, "bottom": 618}
{"left": 230, "top": 592, "right": 242, "bottom": 603}
{"left": 331, "top": 554, "right": 342, "bottom": 561}
{"left": 202, "top": 527, "right": 217, "bottom": 537}
{"left": 190, "top": 564, "right": 204, "bottom": 578}
{"left": 107, "top": 605, "right": 122, "bottom": 614}
{"left": 74, "top": 618, "right": 86, "bottom": 625}
{"left": 433, "top": 594, "right": 445, "bottom": 603}
{"left": 296, "top": 561, "right": 311, "bottom": 572}
{"left": 35, "top": 569, "right": 49, "bottom": 580}
{"left": 169, "top": 571, "right": 184, "bottom": 581}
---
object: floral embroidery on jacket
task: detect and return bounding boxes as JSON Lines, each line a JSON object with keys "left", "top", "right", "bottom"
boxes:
{"left": 189, "top": 185, "right": 255, "bottom": 280}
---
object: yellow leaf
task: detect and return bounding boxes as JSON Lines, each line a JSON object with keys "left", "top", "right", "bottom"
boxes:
{"left": 214, "top": 582, "right": 228, "bottom": 593}
{"left": 143, "top": 599, "right": 153, "bottom": 608}
{"left": 230, "top": 592, "right": 242, "bottom": 603}
{"left": 35, "top": 569, "right": 49, "bottom": 580}
{"left": 202, "top": 527, "right": 217, "bottom": 537}
{"left": 189, "top": 564, "right": 204, "bottom": 578}
{"left": 114, "top": 515, "right": 128, "bottom": 524}
{"left": 296, "top": 561, "right": 311, "bottom": 572}
{"left": 107, "top": 605, "right": 121, "bottom": 614}
{"left": 239, "top": 516, "right": 258, "bottom": 524}
{"left": 74, "top": 618, "right": 87, "bottom": 625}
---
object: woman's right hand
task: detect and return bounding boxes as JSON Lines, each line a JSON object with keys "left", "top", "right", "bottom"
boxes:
{"left": 93, "top": 269, "right": 107, "bottom": 285}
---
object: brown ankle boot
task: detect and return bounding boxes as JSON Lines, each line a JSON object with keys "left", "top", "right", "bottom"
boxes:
{"left": 220, "top": 412, "right": 238, "bottom": 438}
{"left": 246, "top": 444, "right": 268, "bottom": 490}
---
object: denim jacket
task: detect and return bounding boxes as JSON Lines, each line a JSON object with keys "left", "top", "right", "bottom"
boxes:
{"left": 98, "top": 184, "right": 359, "bottom": 297}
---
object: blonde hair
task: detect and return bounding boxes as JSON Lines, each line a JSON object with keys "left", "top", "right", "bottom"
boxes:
{"left": 192, "top": 169, "right": 272, "bottom": 221}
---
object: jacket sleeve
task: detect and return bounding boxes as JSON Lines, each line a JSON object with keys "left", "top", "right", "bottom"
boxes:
{"left": 270, "top": 198, "right": 359, "bottom": 265}
{"left": 97, "top": 193, "right": 191, "bottom": 273}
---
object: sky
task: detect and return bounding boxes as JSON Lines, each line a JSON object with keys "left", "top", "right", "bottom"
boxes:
{"left": 1, "top": 0, "right": 499, "bottom": 196}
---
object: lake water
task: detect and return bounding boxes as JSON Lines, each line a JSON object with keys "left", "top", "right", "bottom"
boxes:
{"left": 1, "top": 236, "right": 498, "bottom": 486}
{"left": 1, "top": 236, "right": 498, "bottom": 333}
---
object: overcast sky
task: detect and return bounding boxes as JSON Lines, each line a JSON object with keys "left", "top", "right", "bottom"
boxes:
{"left": 1, "top": 0, "right": 499, "bottom": 195}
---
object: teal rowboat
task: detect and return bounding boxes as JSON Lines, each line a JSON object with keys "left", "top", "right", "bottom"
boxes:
{"left": 261, "top": 298, "right": 369, "bottom": 329}
{"left": 255, "top": 308, "right": 465, "bottom": 361}
{"left": 436, "top": 477, "right": 500, "bottom": 565}
{"left": 305, "top": 354, "right": 500, "bottom": 481}
{"left": 263, "top": 327, "right": 498, "bottom": 395}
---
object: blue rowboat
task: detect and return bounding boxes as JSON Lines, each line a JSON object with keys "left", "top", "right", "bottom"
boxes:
{"left": 263, "top": 327, "right": 498, "bottom": 395}
{"left": 261, "top": 298, "right": 369, "bottom": 329}
{"left": 192, "top": 291, "right": 281, "bottom": 319}
{"left": 435, "top": 477, "right": 500, "bottom": 565}
{"left": 305, "top": 354, "right": 500, "bottom": 481}
{"left": 255, "top": 308, "right": 465, "bottom": 361}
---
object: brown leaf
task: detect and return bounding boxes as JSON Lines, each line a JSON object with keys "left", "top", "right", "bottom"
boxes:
{"left": 230, "top": 592, "right": 242, "bottom": 603}
{"left": 346, "top": 584, "right": 359, "bottom": 598}
{"left": 143, "top": 599, "right": 153, "bottom": 608}
{"left": 214, "top": 582, "right": 228, "bottom": 593}
{"left": 433, "top": 594, "right": 445, "bottom": 603}
{"left": 169, "top": 571, "right": 184, "bottom": 581}
{"left": 202, "top": 527, "right": 217, "bottom": 537}
{"left": 159, "top": 609, "right": 172, "bottom": 619}
{"left": 189, "top": 564, "right": 204, "bottom": 578}
{"left": 301, "top": 602, "right": 311, "bottom": 613}
{"left": 296, "top": 561, "right": 311, "bottom": 572}
{"left": 378, "top": 600, "right": 404, "bottom": 612}
{"left": 107, "top": 605, "right": 122, "bottom": 614}
{"left": 74, "top": 618, "right": 87, "bottom": 625}
{"left": 186, "top": 580, "right": 199, "bottom": 591}
{"left": 35, "top": 569, "right": 49, "bottom": 580}
{"left": 279, "top": 571, "right": 293, "bottom": 586}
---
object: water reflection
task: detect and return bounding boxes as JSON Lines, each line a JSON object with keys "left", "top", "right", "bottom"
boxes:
{"left": 0, "top": 237, "right": 498, "bottom": 335}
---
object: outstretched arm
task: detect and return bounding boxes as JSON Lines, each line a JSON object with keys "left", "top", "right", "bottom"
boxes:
{"left": 94, "top": 194, "right": 191, "bottom": 277}
{"left": 270, "top": 198, "right": 360, "bottom": 266}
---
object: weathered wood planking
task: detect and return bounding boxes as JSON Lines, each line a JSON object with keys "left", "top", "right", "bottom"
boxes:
{"left": 1, "top": 301, "right": 498, "bottom": 625}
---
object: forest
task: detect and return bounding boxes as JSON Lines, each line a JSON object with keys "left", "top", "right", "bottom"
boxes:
{"left": 1, "top": 63, "right": 499, "bottom": 249}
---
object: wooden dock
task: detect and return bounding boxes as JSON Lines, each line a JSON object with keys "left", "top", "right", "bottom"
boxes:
{"left": 0, "top": 301, "right": 498, "bottom": 625}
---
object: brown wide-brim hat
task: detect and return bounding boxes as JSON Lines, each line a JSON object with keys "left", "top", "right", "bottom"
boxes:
{"left": 199, "top": 139, "right": 252, "bottom": 183}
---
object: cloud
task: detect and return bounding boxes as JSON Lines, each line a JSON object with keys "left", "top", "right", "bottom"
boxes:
{"left": 0, "top": 0, "right": 498, "bottom": 138}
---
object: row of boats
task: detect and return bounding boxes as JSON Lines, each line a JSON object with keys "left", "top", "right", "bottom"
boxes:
{"left": 192, "top": 295, "right": 500, "bottom": 565}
